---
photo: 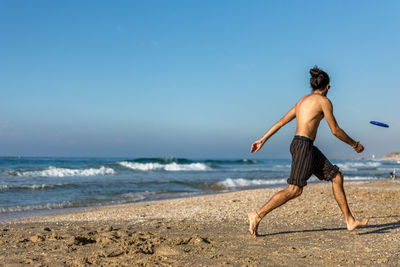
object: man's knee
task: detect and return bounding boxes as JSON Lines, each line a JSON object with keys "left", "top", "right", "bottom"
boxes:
{"left": 331, "top": 172, "right": 344, "bottom": 184}
{"left": 286, "top": 185, "right": 303, "bottom": 198}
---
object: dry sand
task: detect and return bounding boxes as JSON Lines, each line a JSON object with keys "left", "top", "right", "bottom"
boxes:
{"left": 1, "top": 180, "right": 399, "bottom": 266}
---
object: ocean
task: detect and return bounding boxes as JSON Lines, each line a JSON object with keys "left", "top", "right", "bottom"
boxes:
{"left": 0, "top": 157, "right": 398, "bottom": 221}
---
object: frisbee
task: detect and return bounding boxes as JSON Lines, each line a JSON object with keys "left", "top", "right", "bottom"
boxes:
{"left": 370, "top": 121, "right": 389, "bottom": 128}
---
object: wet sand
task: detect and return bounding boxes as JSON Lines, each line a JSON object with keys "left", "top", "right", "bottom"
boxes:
{"left": 1, "top": 180, "right": 399, "bottom": 266}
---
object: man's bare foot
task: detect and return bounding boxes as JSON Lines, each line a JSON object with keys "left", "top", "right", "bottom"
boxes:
{"left": 248, "top": 211, "right": 262, "bottom": 237}
{"left": 347, "top": 218, "right": 369, "bottom": 231}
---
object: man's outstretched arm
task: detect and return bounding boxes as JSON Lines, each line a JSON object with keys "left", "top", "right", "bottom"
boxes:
{"left": 251, "top": 105, "right": 296, "bottom": 153}
{"left": 321, "top": 97, "right": 364, "bottom": 153}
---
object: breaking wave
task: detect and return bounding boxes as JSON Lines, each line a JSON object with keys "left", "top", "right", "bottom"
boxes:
{"left": 344, "top": 176, "right": 379, "bottom": 181}
{"left": 337, "top": 162, "right": 382, "bottom": 171}
{"left": 217, "top": 176, "right": 380, "bottom": 189}
{"left": 0, "top": 183, "right": 68, "bottom": 191}
{"left": 217, "top": 178, "right": 287, "bottom": 188}
{"left": 130, "top": 157, "right": 257, "bottom": 165}
{"left": 15, "top": 166, "right": 116, "bottom": 177}
{"left": 118, "top": 161, "right": 210, "bottom": 171}
{"left": 203, "top": 159, "right": 258, "bottom": 164}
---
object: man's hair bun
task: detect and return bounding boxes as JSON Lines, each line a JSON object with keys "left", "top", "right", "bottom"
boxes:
{"left": 309, "top": 66, "right": 330, "bottom": 91}
{"left": 309, "top": 66, "right": 321, "bottom": 77}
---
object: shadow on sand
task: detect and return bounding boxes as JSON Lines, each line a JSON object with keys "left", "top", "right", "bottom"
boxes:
{"left": 258, "top": 217, "right": 400, "bottom": 237}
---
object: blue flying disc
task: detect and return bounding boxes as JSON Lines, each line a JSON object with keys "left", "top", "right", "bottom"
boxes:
{"left": 370, "top": 121, "right": 389, "bottom": 128}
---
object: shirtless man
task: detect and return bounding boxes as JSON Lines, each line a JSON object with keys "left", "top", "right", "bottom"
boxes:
{"left": 248, "top": 66, "right": 368, "bottom": 237}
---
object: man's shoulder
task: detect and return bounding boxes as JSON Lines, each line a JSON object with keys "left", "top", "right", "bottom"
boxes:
{"left": 319, "top": 95, "right": 332, "bottom": 104}
{"left": 318, "top": 96, "right": 334, "bottom": 111}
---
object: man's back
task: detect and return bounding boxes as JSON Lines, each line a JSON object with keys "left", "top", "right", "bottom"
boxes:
{"left": 295, "top": 94, "right": 326, "bottom": 140}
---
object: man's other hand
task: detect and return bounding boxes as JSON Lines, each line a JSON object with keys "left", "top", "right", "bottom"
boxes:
{"left": 355, "top": 143, "right": 364, "bottom": 153}
{"left": 251, "top": 140, "right": 265, "bottom": 153}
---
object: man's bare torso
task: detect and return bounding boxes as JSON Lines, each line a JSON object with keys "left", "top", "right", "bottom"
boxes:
{"left": 250, "top": 83, "right": 362, "bottom": 155}
{"left": 295, "top": 94, "right": 326, "bottom": 140}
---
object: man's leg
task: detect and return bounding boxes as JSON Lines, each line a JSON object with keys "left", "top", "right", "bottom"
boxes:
{"left": 331, "top": 172, "right": 368, "bottom": 231}
{"left": 248, "top": 184, "right": 303, "bottom": 237}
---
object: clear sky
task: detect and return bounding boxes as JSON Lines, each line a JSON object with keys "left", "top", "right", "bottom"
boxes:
{"left": 1, "top": 0, "right": 399, "bottom": 159}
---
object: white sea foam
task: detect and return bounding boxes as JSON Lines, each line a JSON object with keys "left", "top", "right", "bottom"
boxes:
{"left": 344, "top": 176, "right": 379, "bottom": 181}
{"left": 118, "top": 161, "right": 210, "bottom": 171}
{"left": 0, "top": 192, "right": 158, "bottom": 213}
{"left": 0, "top": 183, "right": 66, "bottom": 190}
{"left": 307, "top": 175, "right": 379, "bottom": 183}
{"left": 0, "top": 201, "right": 74, "bottom": 213}
{"left": 16, "top": 166, "right": 116, "bottom": 177}
{"left": 120, "top": 191, "right": 155, "bottom": 201}
{"left": 337, "top": 162, "right": 382, "bottom": 171}
{"left": 217, "top": 178, "right": 287, "bottom": 188}
{"left": 274, "top": 164, "right": 292, "bottom": 169}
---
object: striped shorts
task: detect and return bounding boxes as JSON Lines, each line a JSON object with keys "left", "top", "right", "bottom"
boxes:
{"left": 287, "top": 135, "right": 340, "bottom": 187}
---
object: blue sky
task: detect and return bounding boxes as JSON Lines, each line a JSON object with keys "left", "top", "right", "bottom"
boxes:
{"left": 1, "top": 0, "right": 399, "bottom": 158}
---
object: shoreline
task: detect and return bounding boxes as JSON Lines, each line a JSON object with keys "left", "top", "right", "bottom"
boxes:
{"left": 1, "top": 180, "right": 399, "bottom": 266}
{"left": 1, "top": 157, "right": 397, "bottom": 225}
{"left": 1, "top": 178, "right": 389, "bottom": 223}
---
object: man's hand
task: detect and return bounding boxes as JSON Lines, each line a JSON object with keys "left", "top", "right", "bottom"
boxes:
{"left": 251, "top": 140, "right": 265, "bottom": 153}
{"left": 354, "top": 142, "right": 364, "bottom": 153}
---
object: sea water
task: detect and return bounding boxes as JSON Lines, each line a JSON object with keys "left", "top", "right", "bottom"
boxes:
{"left": 0, "top": 157, "right": 397, "bottom": 221}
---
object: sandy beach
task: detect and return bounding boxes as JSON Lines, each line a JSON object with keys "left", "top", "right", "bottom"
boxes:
{"left": 1, "top": 180, "right": 399, "bottom": 266}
